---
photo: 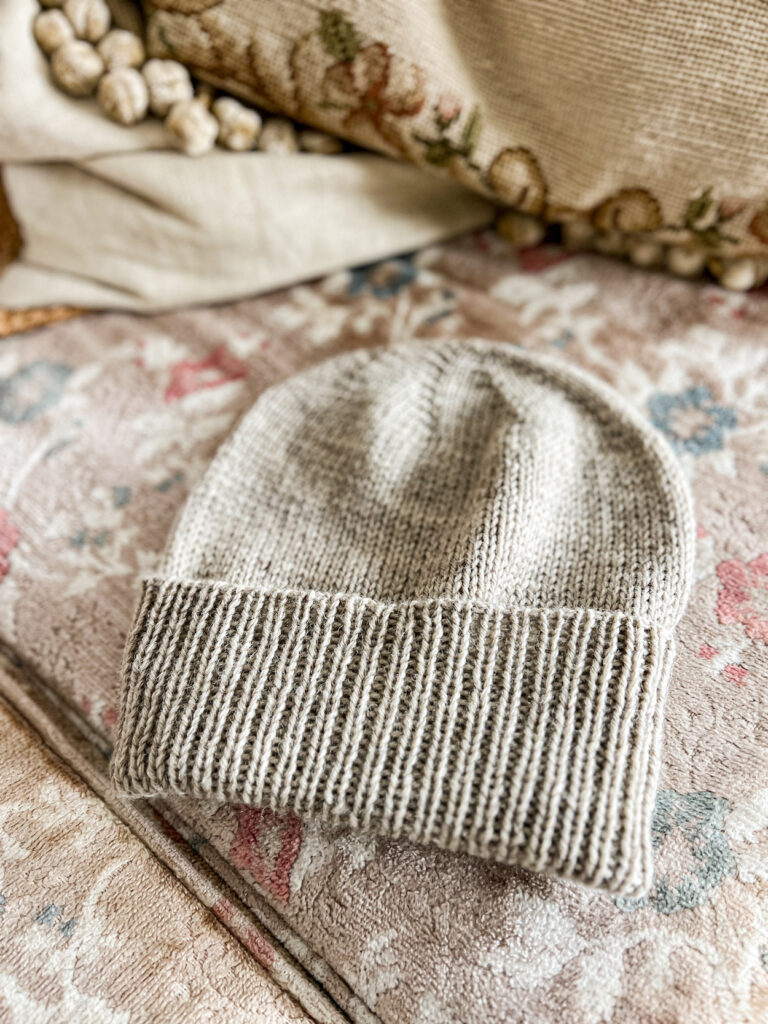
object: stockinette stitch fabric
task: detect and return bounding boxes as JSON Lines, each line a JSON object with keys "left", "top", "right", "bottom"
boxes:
{"left": 111, "top": 338, "right": 694, "bottom": 896}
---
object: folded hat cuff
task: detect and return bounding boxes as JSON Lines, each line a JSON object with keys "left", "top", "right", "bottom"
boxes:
{"left": 111, "top": 577, "right": 674, "bottom": 896}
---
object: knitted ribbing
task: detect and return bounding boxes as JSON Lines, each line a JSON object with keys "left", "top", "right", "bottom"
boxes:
{"left": 111, "top": 339, "right": 694, "bottom": 896}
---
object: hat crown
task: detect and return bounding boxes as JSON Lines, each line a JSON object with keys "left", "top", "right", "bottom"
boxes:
{"left": 165, "top": 340, "right": 692, "bottom": 627}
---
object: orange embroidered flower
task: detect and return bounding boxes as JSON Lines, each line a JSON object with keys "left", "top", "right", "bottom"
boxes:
{"left": 323, "top": 42, "right": 425, "bottom": 137}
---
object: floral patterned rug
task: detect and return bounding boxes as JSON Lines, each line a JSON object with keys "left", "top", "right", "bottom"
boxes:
{"left": 1, "top": 232, "right": 767, "bottom": 1023}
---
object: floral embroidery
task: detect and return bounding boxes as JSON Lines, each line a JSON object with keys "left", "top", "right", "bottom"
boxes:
{"left": 319, "top": 11, "right": 425, "bottom": 153}
{"left": 0, "top": 509, "right": 20, "bottom": 582}
{"left": 229, "top": 806, "right": 303, "bottom": 902}
{"left": 592, "top": 189, "right": 662, "bottom": 233}
{"left": 680, "top": 188, "right": 739, "bottom": 249}
{"left": 137, "top": 1, "right": 768, "bottom": 272}
{"left": 415, "top": 96, "right": 482, "bottom": 169}
{"left": 0, "top": 361, "right": 73, "bottom": 424}
{"left": 317, "top": 8, "right": 361, "bottom": 62}
{"left": 616, "top": 789, "right": 735, "bottom": 915}
{"left": 716, "top": 553, "right": 768, "bottom": 643}
{"left": 486, "top": 149, "right": 547, "bottom": 216}
{"left": 648, "top": 385, "right": 736, "bottom": 455}
{"left": 164, "top": 344, "right": 248, "bottom": 402}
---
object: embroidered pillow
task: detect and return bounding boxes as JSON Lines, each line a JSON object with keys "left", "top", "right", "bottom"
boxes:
{"left": 143, "top": 0, "right": 768, "bottom": 285}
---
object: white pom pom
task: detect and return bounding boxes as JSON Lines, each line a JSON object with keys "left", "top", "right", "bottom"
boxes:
{"left": 97, "top": 29, "right": 145, "bottom": 70}
{"left": 299, "top": 129, "right": 343, "bottom": 154}
{"left": 50, "top": 39, "right": 104, "bottom": 96}
{"left": 142, "top": 58, "right": 193, "bottom": 117}
{"left": 593, "top": 230, "right": 627, "bottom": 256}
{"left": 666, "top": 247, "right": 706, "bottom": 278}
{"left": 212, "top": 97, "right": 262, "bottom": 151}
{"left": 258, "top": 118, "right": 299, "bottom": 154}
{"left": 562, "top": 220, "right": 595, "bottom": 249}
{"left": 63, "top": 0, "right": 111, "bottom": 43}
{"left": 165, "top": 98, "right": 218, "bottom": 156}
{"left": 34, "top": 9, "right": 75, "bottom": 54}
{"left": 628, "top": 238, "right": 664, "bottom": 269}
{"left": 496, "top": 211, "right": 546, "bottom": 248}
{"left": 718, "top": 258, "right": 757, "bottom": 292}
{"left": 98, "top": 67, "right": 149, "bottom": 125}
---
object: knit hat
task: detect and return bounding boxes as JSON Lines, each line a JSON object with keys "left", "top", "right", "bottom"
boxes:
{"left": 111, "top": 339, "right": 694, "bottom": 896}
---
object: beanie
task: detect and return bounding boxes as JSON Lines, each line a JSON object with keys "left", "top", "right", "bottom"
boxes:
{"left": 111, "top": 339, "right": 694, "bottom": 896}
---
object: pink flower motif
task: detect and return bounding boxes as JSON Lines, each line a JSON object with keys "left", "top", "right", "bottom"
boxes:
{"left": 165, "top": 345, "right": 248, "bottom": 402}
{"left": 697, "top": 642, "right": 718, "bottom": 660}
{"left": 724, "top": 664, "right": 748, "bottom": 687}
{"left": 718, "top": 196, "right": 747, "bottom": 219}
{"left": 101, "top": 706, "right": 118, "bottom": 730}
{"left": 716, "top": 553, "right": 768, "bottom": 643}
{"left": 0, "top": 509, "right": 20, "bottom": 582}
{"left": 436, "top": 92, "right": 462, "bottom": 123}
{"left": 229, "top": 806, "right": 302, "bottom": 902}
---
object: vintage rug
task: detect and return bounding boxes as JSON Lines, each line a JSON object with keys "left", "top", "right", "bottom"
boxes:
{"left": 1, "top": 233, "right": 767, "bottom": 1023}
{"left": 0, "top": 660, "right": 317, "bottom": 1023}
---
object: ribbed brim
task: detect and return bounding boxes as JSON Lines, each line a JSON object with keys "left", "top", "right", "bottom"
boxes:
{"left": 111, "top": 578, "right": 674, "bottom": 896}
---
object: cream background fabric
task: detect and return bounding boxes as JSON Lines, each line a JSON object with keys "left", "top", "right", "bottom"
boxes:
{"left": 0, "top": 153, "right": 493, "bottom": 311}
{"left": 0, "top": 0, "right": 494, "bottom": 311}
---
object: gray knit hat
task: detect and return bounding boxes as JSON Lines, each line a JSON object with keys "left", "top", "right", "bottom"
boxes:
{"left": 111, "top": 339, "right": 694, "bottom": 896}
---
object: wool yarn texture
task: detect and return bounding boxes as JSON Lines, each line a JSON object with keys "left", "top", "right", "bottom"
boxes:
{"left": 111, "top": 339, "right": 694, "bottom": 896}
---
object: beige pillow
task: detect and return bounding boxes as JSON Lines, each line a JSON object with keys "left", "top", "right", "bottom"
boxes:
{"left": 144, "top": 0, "right": 768, "bottom": 282}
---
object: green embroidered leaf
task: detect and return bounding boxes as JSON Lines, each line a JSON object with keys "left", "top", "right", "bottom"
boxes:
{"left": 460, "top": 104, "right": 482, "bottom": 155}
{"left": 154, "top": 22, "right": 180, "bottom": 60}
{"left": 684, "top": 187, "right": 714, "bottom": 229}
{"left": 697, "top": 227, "right": 723, "bottom": 248}
{"left": 319, "top": 10, "right": 360, "bottom": 62}
{"left": 422, "top": 139, "right": 456, "bottom": 166}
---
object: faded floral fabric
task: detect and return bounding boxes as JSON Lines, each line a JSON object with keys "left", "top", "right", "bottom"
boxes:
{"left": 145, "top": 0, "right": 768, "bottom": 261}
{"left": 0, "top": 670, "right": 316, "bottom": 1024}
{"left": 1, "top": 234, "right": 768, "bottom": 1022}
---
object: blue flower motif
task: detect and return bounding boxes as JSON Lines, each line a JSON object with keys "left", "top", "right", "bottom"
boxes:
{"left": 616, "top": 789, "right": 735, "bottom": 915}
{"left": 649, "top": 385, "right": 736, "bottom": 456}
{"left": 347, "top": 254, "right": 418, "bottom": 298}
{"left": 112, "top": 485, "right": 132, "bottom": 509}
{"left": 0, "top": 361, "right": 73, "bottom": 424}
{"left": 35, "top": 903, "right": 62, "bottom": 927}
